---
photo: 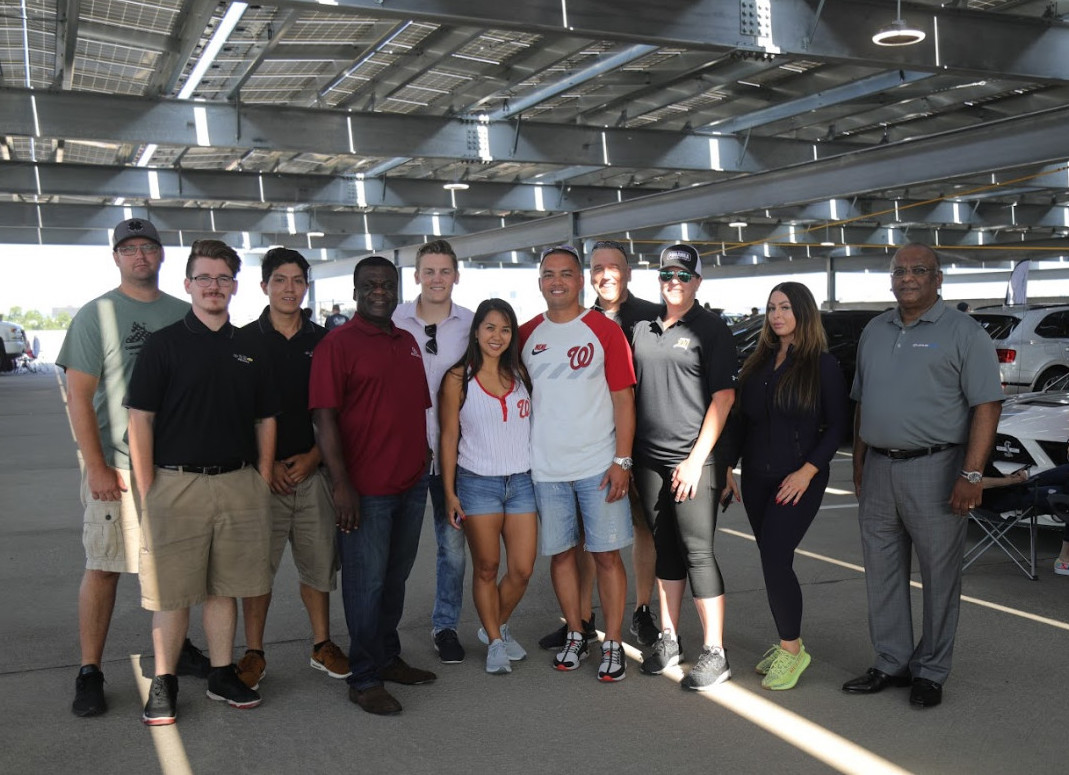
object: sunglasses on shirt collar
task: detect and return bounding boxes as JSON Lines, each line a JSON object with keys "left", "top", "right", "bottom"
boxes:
{"left": 424, "top": 324, "right": 438, "bottom": 355}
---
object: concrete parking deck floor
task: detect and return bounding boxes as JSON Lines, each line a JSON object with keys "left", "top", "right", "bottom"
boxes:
{"left": 0, "top": 371, "right": 1064, "bottom": 774}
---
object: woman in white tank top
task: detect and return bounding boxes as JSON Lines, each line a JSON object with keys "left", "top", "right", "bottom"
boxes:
{"left": 439, "top": 299, "right": 537, "bottom": 675}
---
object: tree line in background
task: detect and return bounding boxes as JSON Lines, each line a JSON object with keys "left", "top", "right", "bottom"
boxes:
{"left": 3, "top": 307, "right": 71, "bottom": 330}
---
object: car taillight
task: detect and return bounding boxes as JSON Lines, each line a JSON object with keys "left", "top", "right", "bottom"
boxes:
{"left": 996, "top": 348, "right": 1016, "bottom": 364}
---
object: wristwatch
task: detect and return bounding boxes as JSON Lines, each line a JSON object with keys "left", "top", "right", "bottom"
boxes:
{"left": 960, "top": 470, "right": 982, "bottom": 484}
{"left": 612, "top": 456, "right": 633, "bottom": 471}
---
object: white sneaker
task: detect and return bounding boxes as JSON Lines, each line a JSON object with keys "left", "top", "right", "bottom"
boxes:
{"left": 486, "top": 639, "right": 511, "bottom": 674}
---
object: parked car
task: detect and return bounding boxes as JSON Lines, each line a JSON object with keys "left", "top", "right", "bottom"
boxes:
{"left": 971, "top": 304, "right": 1069, "bottom": 395}
{"left": 989, "top": 373, "right": 1069, "bottom": 527}
{"left": 733, "top": 309, "right": 881, "bottom": 391}
{"left": 1, "top": 320, "right": 27, "bottom": 372}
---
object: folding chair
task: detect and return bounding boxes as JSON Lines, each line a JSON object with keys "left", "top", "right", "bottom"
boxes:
{"left": 963, "top": 502, "right": 1038, "bottom": 580}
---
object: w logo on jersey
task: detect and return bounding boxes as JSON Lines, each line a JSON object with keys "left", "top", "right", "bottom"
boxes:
{"left": 517, "top": 398, "right": 531, "bottom": 418}
{"left": 567, "top": 343, "right": 594, "bottom": 371}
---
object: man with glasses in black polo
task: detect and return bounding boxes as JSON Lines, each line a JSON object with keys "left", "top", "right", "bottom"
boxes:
{"left": 392, "top": 239, "right": 474, "bottom": 665}
{"left": 127, "top": 240, "right": 279, "bottom": 725}
{"left": 58, "top": 218, "right": 208, "bottom": 718}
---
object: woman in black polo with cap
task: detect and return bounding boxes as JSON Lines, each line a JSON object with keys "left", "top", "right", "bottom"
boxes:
{"left": 722, "top": 281, "right": 848, "bottom": 690}
{"left": 631, "top": 243, "right": 738, "bottom": 691}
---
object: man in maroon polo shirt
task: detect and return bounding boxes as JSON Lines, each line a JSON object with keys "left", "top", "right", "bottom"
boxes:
{"left": 309, "top": 255, "right": 437, "bottom": 716}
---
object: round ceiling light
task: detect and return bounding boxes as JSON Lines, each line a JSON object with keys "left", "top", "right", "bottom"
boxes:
{"left": 443, "top": 181, "right": 469, "bottom": 191}
{"left": 728, "top": 220, "right": 748, "bottom": 228}
{"left": 872, "top": 18, "right": 926, "bottom": 46}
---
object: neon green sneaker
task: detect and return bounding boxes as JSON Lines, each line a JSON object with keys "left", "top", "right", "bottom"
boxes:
{"left": 761, "top": 643, "right": 811, "bottom": 691}
{"left": 755, "top": 645, "right": 783, "bottom": 676}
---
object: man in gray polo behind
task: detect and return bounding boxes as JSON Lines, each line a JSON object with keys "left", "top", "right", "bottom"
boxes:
{"left": 844, "top": 242, "right": 1002, "bottom": 709}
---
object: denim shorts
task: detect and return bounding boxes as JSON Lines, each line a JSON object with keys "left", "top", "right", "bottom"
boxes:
{"left": 456, "top": 467, "right": 536, "bottom": 517}
{"left": 533, "top": 470, "right": 634, "bottom": 556}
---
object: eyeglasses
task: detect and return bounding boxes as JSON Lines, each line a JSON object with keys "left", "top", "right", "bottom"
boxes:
{"left": 116, "top": 244, "right": 161, "bottom": 257}
{"left": 890, "top": 265, "right": 937, "bottom": 278}
{"left": 658, "top": 269, "right": 695, "bottom": 283}
{"left": 190, "top": 274, "right": 235, "bottom": 288}
{"left": 424, "top": 323, "right": 438, "bottom": 355}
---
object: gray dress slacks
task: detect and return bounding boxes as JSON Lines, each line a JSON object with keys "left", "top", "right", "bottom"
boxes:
{"left": 857, "top": 446, "right": 967, "bottom": 684}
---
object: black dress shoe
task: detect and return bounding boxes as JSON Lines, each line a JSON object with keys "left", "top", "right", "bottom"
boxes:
{"left": 842, "top": 668, "right": 913, "bottom": 694}
{"left": 909, "top": 678, "right": 943, "bottom": 708}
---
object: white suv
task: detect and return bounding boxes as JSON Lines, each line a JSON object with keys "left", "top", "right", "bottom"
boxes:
{"left": 971, "top": 305, "right": 1069, "bottom": 395}
{"left": 1, "top": 319, "right": 27, "bottom": 358}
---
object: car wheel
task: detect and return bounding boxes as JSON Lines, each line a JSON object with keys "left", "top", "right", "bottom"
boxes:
{"left": 1034, "top": 366, "right": 1068, "bottom": 392}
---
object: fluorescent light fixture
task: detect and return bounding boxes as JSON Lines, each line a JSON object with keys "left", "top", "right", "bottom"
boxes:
{"left": 872, "top": 0, "right": 925, "bottom": 46}
{"left": 728, "top": 220, "right": 748, "bottom": 228}
{"left": 443, "top": 181, "right": 469, "bottom": 191}
{"left": 820, "top": 241, "right": 835, "bottom": 247}
{"left": 307, "top": 231, "right": 325, "bottom": 238}
{"left": 177, "top": 1, "right": 248, "bottom": 100}
{"left": 137, "top": 143, "right": 158, "bottom": 167}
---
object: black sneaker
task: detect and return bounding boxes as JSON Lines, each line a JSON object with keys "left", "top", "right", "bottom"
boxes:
{"left": 641, "top": 631, "right": 683, "bottom": 675}
{"left": 432, "top": 629, "right": 465, "bottom": 664}
{"left": 176, "top": 639, "right": 211, "bottom": 679}
{"left": 681, "top": 646, "right": 731, "bottom": 691}
{"left": 72, "top": 665, "right": 107, "bottom": 717}
{"left": 142, "top": 674, "right": 178, "bottom": 726}
{"left": 630, "top": 605, "right": 659, "bottom": 647}
{"left": 538, "top": 613, "right": 597, "bottom": 650}
{"left": 206, "top": 664, "right": 262, "bottom": 709}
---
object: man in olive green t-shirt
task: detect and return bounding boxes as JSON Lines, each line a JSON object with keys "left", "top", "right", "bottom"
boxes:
{"left": 56, "top": 218, "right": 199, "bottom": 718}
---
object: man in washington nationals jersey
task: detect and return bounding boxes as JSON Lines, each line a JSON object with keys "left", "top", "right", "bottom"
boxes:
{"left": 519, "top": 244, "right": 637, "bottom": 683}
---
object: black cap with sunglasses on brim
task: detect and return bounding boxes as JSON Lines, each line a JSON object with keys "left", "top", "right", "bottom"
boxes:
{"left": 659, "top": 243, "right": 702, "bottom": 274}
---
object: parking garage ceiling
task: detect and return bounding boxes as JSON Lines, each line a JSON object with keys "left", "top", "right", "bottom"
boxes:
{"left": 1, "top": 0, "right": 1068, "bottom": 271}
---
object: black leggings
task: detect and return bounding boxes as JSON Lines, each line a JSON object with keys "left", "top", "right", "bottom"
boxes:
{"left": 740, "top": 468, "right": 828, "bottom": 641}
{"left": 634, "top": 464, "right": 724, "bottom": 599}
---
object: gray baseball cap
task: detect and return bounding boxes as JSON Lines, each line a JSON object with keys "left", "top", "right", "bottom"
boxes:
{"left": 112, "top": 218, "right": 162, "bottom": 248}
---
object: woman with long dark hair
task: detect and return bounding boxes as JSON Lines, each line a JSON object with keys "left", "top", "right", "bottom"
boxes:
{"left": 723, "top": 282, "right": 848, "bottom": 690}
{"left": 439, "top": 298, "right": 537, "bottom": 675}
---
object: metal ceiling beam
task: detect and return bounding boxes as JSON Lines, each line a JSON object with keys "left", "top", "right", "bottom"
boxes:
{"left": 0, "top": 89, "right": 859, "bottom": 172}
{"left": 703, "top": 70, "right": 935, "bottom": 135}
{"left": 283, "top": 0, "right": 1069, "bottom": 84}
{"left": 76, "top": 20, "right": 176, "bottom": 55}
{"left": 375, "top": 103, "right": 1069, "bottom": 265}
{"left": 224, "top": 10, "right": 302, "bottom": 101}
{"left": 0, "top": 161, "right": 665, "bottom": 211}
{"left": 52, "top": 0, "right": 82, "bottom": 90}
{"left": 154, "top": 0, "right": 223, "bottom": 97}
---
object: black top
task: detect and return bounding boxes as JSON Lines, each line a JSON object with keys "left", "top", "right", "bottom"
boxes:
{"left": 632, "top": 303, "right": 738, "bottom": 467}
{"left": 592, "top": 292, "right": 662, "bottom": 346}
{"left": 125, "top": 310, "right": 279, "bottom": 466}
{"left": 242, "top": 306, "right": 327, "bottom": 460}
{"left": 729, "top": 350, "right": 849, "bottom": 478}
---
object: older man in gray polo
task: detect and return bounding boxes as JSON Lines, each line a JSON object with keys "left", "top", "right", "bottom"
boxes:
{"left": 844, "top": 243, "right": 1002, "bottom": 709}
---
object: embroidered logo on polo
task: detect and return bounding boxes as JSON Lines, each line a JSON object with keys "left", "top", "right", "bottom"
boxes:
{"left": 517, "top": 398, "right": 531, "bottom": 418}
{"left": 674, "top": 337, "right": 691, "bottom": 350}
{"left": 568, "top": 343, "right": 594, "bottom": 370}
{"left": 232, "top": 353, "right": 254, "bottom": 364}
{"left": 410, "top": 346, "right": 421, "bottom": 358}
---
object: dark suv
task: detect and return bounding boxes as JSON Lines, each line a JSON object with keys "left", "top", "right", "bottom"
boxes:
{"left": 733, "top": 309, "right": 881, "bottom": 390}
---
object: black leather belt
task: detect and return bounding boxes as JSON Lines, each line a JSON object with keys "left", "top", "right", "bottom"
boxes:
{"left": 159, "top": 462, "right": 246, "bottom": 475}
{"left": 868, "top": 443, "right": 957, "bottom": 460}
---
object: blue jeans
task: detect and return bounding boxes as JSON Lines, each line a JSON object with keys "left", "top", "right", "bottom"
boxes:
{"left": 427, "top": 474, "right": 467, "bottom": 632}
{"left": 340, "top": 478, "right": 429, "bottom": 690}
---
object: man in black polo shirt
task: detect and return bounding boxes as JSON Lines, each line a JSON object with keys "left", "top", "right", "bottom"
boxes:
{"left": 127, "top": 239, "right": 279, "bottom": 726}
{"left": 235, "top": 248, "right": 350, "bottom": 690}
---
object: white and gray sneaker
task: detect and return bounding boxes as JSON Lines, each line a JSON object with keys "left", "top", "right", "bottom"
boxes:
{"left": 641, "top": 630, "right": 683, "bottom": 675}
{"left": 552, "top": 631, "right": 589, "bottom": 671}
{"left": 486, "top": 639, "right": 512, "bottom": 675}
{"left": 598, "top": 640, "right": 626, "bottom": 682}
{"left": 478, "top": 623, "right": 527, "bottom": 661}
{"left": 681, "top": 646, "right": 731, "bottom": 691}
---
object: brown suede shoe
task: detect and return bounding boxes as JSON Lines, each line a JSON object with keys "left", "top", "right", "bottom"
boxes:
{"left": 349, "top": 685, "right": 402, "bottom": 715}
{"left": 378, "top": 656, "right": 437, "bottom": 685}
